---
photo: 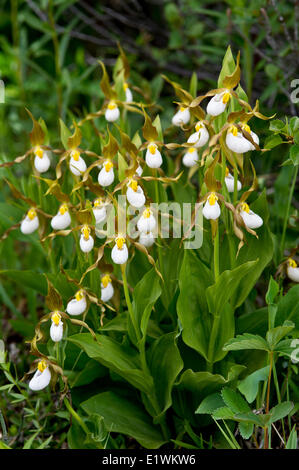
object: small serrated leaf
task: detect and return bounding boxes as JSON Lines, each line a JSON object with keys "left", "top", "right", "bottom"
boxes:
{"left": 221, "top": 388, "right": 251, "bottom": 414}
{"left": 238, "top": 421, "right": 254, "bottom": 440}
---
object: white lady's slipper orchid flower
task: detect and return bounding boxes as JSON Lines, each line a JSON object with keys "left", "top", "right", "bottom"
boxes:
{"left": 111, "top": 236, "right": 128, "bottom": 264}
{"left": 240, "top": 202, "right": 263, "bottom": 229}
{"left": 34, "top": 146, "right": 50, "bottom": 173}
{"left": 187, "top": 122, "right": 209, "bottom": 148}
{"left": 172, "top": 107, "right": 190, "bottom": 126}
{"left": 226, "top": 125, "right": 252, "bottom": 154}
{"left": 98, "top": 160, "right": 114, "bottom": 186}
{"left": 20, "top": 208, "right": 39, "bottom": 234}
{"left": 182, "top": 147, "right": 199, "bottom": 167}
{"left": 137, "top": 207, "right": 156, "bottom": 232}
{"left": 79, "top": 225, "right": 94, "bottom": 253}
{"left": 105, "top": 101, "right": 120, "bottom": 122}
{"left": 202, "top": 193, "right": 221, "bottom": 220}
{"left": 240, "top": 123, "right": 259, "bottom": 150}
{"left": 145, "top": 143, "right": 163, "bottom": 168}
{"left": 69, "top": 149, "right": 87, "bottom": 176}
{"left": 139, "top": 231, "right": 155, "bottom": 247}
{"left": 29, "top": 360, "right": 51, "bottom": 392}
{"left": 206, "top": 90, "right": 231, "bottom": 116}
{"left": 126, "top": 179, "right": 146, "bottom": 208}
{"left": 225, "top": 168, "right": 242, "bottom": 193}
{"left": 50, "top": 311, "right": 63, "bottom": 343}
{"left": 93, "top": 198, "right": 107, "bottom": 224}
{"left": 123, "top": 83, "right": 133, "bottom": 103}
{"left": 66, "top": 289, "right": 87, "bottom": 316}
{"left": 101, "top": 274, "right": 114, "bottom": 302}
{"left": 287, "top": 259, "right": 299, "bottom": 283}
{"left": 51, "top": 204, "right": 71, "bottom": 230}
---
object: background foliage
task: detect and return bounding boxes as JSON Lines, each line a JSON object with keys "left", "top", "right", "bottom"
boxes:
{"left": 0, "top": 0, "right": 298, "bottom": 449}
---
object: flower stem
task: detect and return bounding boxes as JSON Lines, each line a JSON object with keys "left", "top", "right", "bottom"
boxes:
{"left": 154, "top": 171, "right": 164, "bottom": 276}
{"left": 213, "top": 222, "right": 220, "bottom": 281}
{"left": 207, "top": 223, "right": 220, "bottom": 373}
{"left": 121, "top": 263, "right": 140, "bottom": 342}
{"left": 264, "top": 351, "right": 273, "bottom": 449}
{"left": 280, "top": 165, "right": 298, "bottom": 259}
{"left": 64, "top": 397, "right": 90, "bottom": 436}
{"left": 121, "top": 266, "right": 169, "bottom": 441}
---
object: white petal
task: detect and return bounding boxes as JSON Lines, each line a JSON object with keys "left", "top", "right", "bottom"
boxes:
{"left": 51, "top": 211, "right": 71, "bottom": 230}
{"left": 101, "top": 283, "right": 114, "bottom": 302}
{"left": 139, "top": 231, "right": 155, "bottom": 247}
{"left": 34, "top": 152, "right": 50, "bottom": 173}
{"left": 125, "top": 88, "right": 133, "bottom": 102}
{"left": 225, "top": 174, "right": 242, "bottom": 193}
{"left": 287, "top": 266, "right": 299, "bottom": 283}
{"left": 135, "top": 165, "right": 143, "bottom": 177}
{"left": 226, "top": 132, "right": 251, "bottom": 154}
{"left": 105, "top": 107, "right": 120, "bottom": 122}
{"left": 182, "top": 150, "right": 199, "bottom": 167}
{"left": 93, "top": 206, "right": 107, "bottom": 224}
{"left": 240, "top": 210, "right": 263, "bottom": 229}
{"left": 66, "top": 297, "right": 87, "bottom": 316}
{"left": 50, "top": 322, "right": 64, "bottom": 342}
{"left": 126, "top": 186, "right": 145, "bottom": 208}
{"left": 248, "top": 131, "right": 259, "bottom": 150}
{"left": 202, "top": 201, "right": 221, "bottom": 220}
{"left": 145, "top": 149, "right": 163, "bottom": 168}
{"left": 29, "top": 367, "right": 51, "bottom": 391}
{"left": 69, "top": 156, "right": 87, "bottom": 176}
{"left": 187, "top": 126, "right": 209, "bottom": 148}
{"left": 111, "top": 244, "right": 128, "bottom": 264}
{"left": 137, "top": 214, "right": 156, "bottom": 232}
{"left": 98, "top": 168, "right": 114, "bottom": 186}
{"left": 20, "top": 216, "right": 39, "bottom": 234}
{"left": 206, "top": 94, "right": 227, "bottom": 116}
{"left": 80, "top": 235, "right": 94, "bottom": 253}
{"left": 172, "top": 108, "right": 190, "bottom": 126}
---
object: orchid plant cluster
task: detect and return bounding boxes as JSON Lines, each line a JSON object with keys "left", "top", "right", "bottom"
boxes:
{"left": 1, "top": 46, "right": 298, "bottom": 406}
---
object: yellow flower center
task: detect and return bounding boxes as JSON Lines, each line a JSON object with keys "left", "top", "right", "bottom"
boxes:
{"left": 222, "top": 92, "right": 231, "bottom": 104}
{"left": 104, "top": 161, "right": 113, "bottom": 172}
{"left": 208, "top": 192, "right": 218, "bottom": 206}
{"left": 75, "top": 289, "right": 84, "bottom": 301}
{"left": 148, "top": 144, "right": 156, "bottom": 155}
{"left": 51, "top": 311, "right": 61, "bottom": 326}
{"left": 180, "top": 106, "right": 186, "bottom": 112}
{"left": 123, "top": 83, "right": 128, "bottom": 91}
{"left": 72, "top": 149, "right": 80, "bottom": 161}
{"left": 195, "top": 122, "right": 203, "bottom": 132}
{"left": 37, "top": 360, "right": 47, "bottom": 373}
{"left": 101, "top": 274, "right": 111, "bottom": 288}
{"left": 188, "top": 147, "right": 196, "bottom": 154}
{"left": 288, "top": 258, "right": 297, "bottom": 268}
{"left": 94, "top": 198, "right": 102, "bottom": 207}
{"left": 225, "top": 167, "right": 229, "bottom": 177}
{"left": 129, "top": 179, "right": 138, "bottom": 192}
{"left": 35, "top": 146, "right": 44, "bottom": 159}
{"left": 241, "top": 202, "right": 250, "bottom": 213}
{"left": 143, "top": 207, "right": 151, "bottom": 219}
{"left": 229, "top": 125, "right": 238, "bottom": 137}
{"left": 116, "top": 236, "right": 125, "bottom": 249}
{"left": 242, "top": 123, "right": 251, "bottom": 133}
{"left": 27, "top": 208, "right": 37, "bottom": 220}
{"left": 82, "top": 224, "right": 90, "bottom": 240}
{"left": 108, "top": 101, "right": 116, "bottom": 110}
{"left": 59, "top": 203, "right": 68, "bottom": 215}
